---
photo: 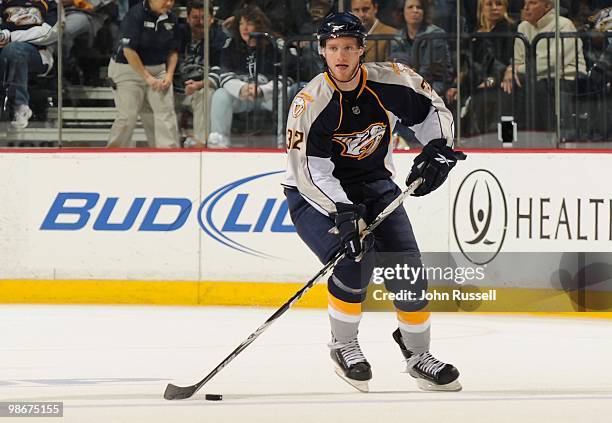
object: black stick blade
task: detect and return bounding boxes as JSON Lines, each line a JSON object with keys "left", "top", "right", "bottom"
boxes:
{"left": 164, "top": 383, "right": 199, "bottom": 400}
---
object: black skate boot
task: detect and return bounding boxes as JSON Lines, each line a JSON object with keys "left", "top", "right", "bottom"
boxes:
{"left": 392, "top": 328, "right": 461, "bottom": 391}
{"left": 330, "top": 337, "right": 372, "bottom": 392}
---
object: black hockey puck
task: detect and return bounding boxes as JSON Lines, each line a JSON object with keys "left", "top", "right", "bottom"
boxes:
{"left": 205, "top": 394, "right": 223, "bottom": 401}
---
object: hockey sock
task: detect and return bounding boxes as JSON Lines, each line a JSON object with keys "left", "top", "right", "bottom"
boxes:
{"left": 328, "top": 293, "right": 362, "bottom": 344}
{"left": 397, "top": 311, "right": 431, "bottom": 355}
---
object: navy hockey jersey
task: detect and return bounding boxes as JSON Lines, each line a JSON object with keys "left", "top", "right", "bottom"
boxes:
{"left": 284, "top": 61, "right": 454, "bottom": 216}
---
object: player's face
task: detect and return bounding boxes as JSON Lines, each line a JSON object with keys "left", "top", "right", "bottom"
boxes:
{"left": 323, "top": 37, "right": 363, "bottom": 82}
{"left": 404, "top": 0, "right": 424, "bottom": 26}
{"left": 351, "top": 0, "right": 378, "bottom": 30}
{"left": 522, "top": 0, "right": 551, "bottom": 26}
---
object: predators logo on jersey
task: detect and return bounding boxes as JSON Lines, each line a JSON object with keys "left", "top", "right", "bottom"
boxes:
{"left": 292, "top": 92, "right": 313, "bottom": 118}
{"left": 333, "top": 122, "right": 387, "bottom": 160}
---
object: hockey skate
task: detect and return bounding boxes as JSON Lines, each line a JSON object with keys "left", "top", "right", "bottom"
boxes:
{"left": 392, "top": 329, "right": 462, "bottom": 391}
{"left": 329, "top": 337, "right": 372, "bottom": 392}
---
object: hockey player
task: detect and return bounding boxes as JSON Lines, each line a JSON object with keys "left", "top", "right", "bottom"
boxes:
{"left": 283, "top": 12, "right": 465, "bottom": 392}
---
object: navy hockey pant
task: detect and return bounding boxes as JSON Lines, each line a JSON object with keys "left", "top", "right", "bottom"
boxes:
{"left": 284, "top": 179, "right": 428, "bottom": 312}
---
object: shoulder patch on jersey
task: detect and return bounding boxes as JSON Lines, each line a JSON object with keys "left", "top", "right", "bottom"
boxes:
{"left": 291, "top": 92, "right": 313, "bottom": 118}
{"left": 333, "top": 122, "right": 387, "bottom": 160}
{"left": 391, "top": 62, "right": 417, "bottom": 76}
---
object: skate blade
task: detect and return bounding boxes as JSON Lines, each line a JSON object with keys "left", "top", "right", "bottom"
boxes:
{"left": 415, "top": 378, "right": 462, "bottom": 392}
{"left": 334, "top": 367, "right": 370, "bottom": 392}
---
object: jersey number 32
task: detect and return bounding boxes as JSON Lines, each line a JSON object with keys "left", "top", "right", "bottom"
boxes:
{"left": 287, "top": 129, "right": 304, "bottom": 150}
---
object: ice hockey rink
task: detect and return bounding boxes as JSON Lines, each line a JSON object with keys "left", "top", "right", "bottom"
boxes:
{"left": 1, "top": 306, "right": 611, "bottom": 423}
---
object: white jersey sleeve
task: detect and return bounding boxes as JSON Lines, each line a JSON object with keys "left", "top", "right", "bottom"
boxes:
{"left": 284, "top": 74, "right": 351, "bottom": 216}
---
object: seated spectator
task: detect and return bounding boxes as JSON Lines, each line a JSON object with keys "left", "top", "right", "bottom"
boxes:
{"left": 591, "top": 5, "right": 611, "bottom": 31}
{"left": 390, "top": 0, "right": 452, "bottom": 96}
{"left": 107, "top": 0, "right": 180, "bottom": 148}
{"left": 351, "top": 0, "right": 397, "bottom": 62}
{"left": 176, "top": 1, "right": 228, "bottom": 145}
{"left": 464, "top": 0, "right": 541, "bottom": 31}
{"left": 590, "top": 6, "right": 611, "bottom": 70}
{"left": 0, "top": 0, "right": 58, "bottom": 130}
{"left": 447, "top": 0, "right": 517, "bottom": 136}
{"left": 501, "top": 0, "right": 587, "bottom": 130}
{"left": 561, "top": 0, "right": 607, "bottom": 29}
{"left": 216, "top": 0, "right": 292, "bottom": 37}
{"left": 286, "top": 0, "right": 334, "bottom": 83}
{"left": 583, "top": 6, "right": 611, "bottom": 79}
{"left": 208, "top": 5, "right": 287, "bottom": 148}
{"left": 289, "top": 0, "right": 334, "bottom": 36}
{"left": 62, "top": 0, "right": 115, "bottom": 84}
{"left": 379, "top": 0, "right": 408, "bottom": 29}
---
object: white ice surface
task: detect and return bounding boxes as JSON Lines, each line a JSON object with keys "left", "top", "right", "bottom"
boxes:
{"left": 1, "top": 305, "right": 611, "bottom": 423}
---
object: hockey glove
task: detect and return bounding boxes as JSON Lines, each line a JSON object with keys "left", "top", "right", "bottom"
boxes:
{"left": 334, "top": 203, "right": 367, "bottom": 261}
{"left": 406, "top": 138, "right": 467, "bottom": 197}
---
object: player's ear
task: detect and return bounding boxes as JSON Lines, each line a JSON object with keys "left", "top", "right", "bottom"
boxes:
{"left": 359, "top": 38, "right": 366, "bottom": 56}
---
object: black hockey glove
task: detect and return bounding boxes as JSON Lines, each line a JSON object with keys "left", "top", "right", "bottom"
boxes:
{"left": 406, "top": 138, "right": 467, "bottom": 197}
{"left": 334, "top": 203, "right": 367, "bottom": 261}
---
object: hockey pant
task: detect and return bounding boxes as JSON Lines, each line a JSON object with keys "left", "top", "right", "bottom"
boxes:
{"left": 285, "top": 179, "right": 431, "bottom": 354}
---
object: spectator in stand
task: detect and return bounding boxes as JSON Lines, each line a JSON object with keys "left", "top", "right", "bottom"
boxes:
{"left": 108, "top": 0, "right": 180, "bottom": 148}
{"left": 351, "top": 0, "right": 397, "bottom": 62}
{"left": 390, "top": 0, "right": 452, "bottom": 96}
{"left": 288, "top": 0, "right": 335, "bottom": 36}
{"left": 571, "top": 1, "right": 610, "bottom": 30}
{"left": 589, "top": 7, "right": 611, "bottom": 100}
{"left": 62, "top": 0, "right": 115, "bottom": 84}
{"left": 379, "top": 0, "right": 407, "bottom": 29}
{"left": 0, "top": 0, "right": 58, "bottom": 129}
{"left": 176, "top": 1, "right": 228, "bottom": 145}
{"left": 446, "top": 0, "right": 517, "bottom": 136}
{"left": 284, "top": 0, "right": 334, "bottom": 83}
{"left": 216, "top": 0, "right": 292, "bottom": 37}
{"left": 501, "top": 0, "right": 586, "bottom": 130}
{"left": 463, "top": 0, "right": 524, "bottom": 32}
{"left": 208, "top": 5, "right": 288, "bottom": 148}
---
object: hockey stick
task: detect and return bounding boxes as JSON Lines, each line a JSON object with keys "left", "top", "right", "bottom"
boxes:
{"left": 163, "top": 177, "right": 423, "bottom": 400}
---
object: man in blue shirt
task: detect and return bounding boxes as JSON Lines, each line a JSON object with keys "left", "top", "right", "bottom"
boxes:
{"left": 108, "top": 0, "right": 180, "bottom": 148}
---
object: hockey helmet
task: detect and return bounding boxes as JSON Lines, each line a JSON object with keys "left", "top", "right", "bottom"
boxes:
{"left": 317, "top": 12, "right": 367, "bottom": 48}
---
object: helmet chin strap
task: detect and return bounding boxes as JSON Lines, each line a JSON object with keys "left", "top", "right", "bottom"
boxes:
{"left": 328, "top": 64, "right": 361, "bottom": 85}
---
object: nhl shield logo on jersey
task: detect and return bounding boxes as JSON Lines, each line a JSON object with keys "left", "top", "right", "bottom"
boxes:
{"left": 333, "top": 122, "right": 387, "bottom": 160}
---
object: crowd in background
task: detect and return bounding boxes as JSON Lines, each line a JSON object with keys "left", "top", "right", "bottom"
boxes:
{"left": 0, "top": 0, "right": 609, "bottom": 146}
